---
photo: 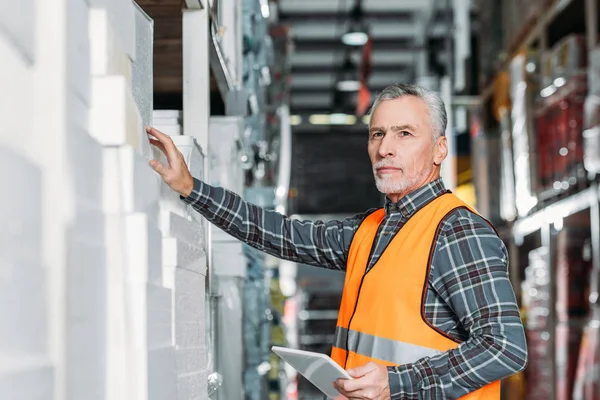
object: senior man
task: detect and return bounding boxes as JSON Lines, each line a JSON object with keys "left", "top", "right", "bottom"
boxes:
{"left": 147, "top": 83, "right": 527, "bottom": 399}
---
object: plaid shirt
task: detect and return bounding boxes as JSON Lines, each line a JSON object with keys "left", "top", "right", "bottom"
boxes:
{"left": 182, "top": 178, "right": 528, "bottom": 399}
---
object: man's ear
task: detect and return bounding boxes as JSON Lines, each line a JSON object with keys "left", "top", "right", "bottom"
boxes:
{"left": 434, "top": 136, "right": 448, "bottom": 166}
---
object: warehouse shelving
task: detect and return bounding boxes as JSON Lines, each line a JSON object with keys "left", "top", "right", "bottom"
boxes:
{"left": 475, "top": 0, "right": 600, "bottom": 398}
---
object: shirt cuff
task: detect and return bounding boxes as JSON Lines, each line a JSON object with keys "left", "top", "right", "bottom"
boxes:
{"left": 180, "top": 177, "right": 207, "bottom": 204}
{"left": 387, "top": 364, "right": 420, "bottom": 399}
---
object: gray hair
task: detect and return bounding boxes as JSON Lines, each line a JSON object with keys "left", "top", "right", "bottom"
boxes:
{"left": 368, "top": 83, "right": 447, "bottom": 138}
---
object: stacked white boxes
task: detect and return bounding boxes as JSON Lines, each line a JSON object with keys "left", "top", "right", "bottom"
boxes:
{"left": 0, "top": 0, "right": 54, "bottom": 397}
{"left": 1, "top": 1, "right": 212, "bottom": 399}
{"left": 91, "top": 2, "right": 179, "bottom": 400}
{"left": 152, "top": 124, "right": 210, "bottom": 399}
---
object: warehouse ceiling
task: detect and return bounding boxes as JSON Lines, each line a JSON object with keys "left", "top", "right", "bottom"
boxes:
{"left": 279, "top": 0, "right": 466, "bottom": 114}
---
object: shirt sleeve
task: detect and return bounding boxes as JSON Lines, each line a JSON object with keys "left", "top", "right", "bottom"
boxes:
{"left": 387, "top": 210, "right": 528, "bottom": 399}
{"left": 181, "top": 177, "right": 369, "bottom": 270}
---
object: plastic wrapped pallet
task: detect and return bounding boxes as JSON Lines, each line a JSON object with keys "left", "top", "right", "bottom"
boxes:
{"left": 573, "top": 320, "right": 600, "bottom": 399}
{"left": 523, "top": 248, "right": 551, "bottom": 330}
{"left": 583, "top": 46, "right": 600, "bottom": 177}
{"left": 556, "top": 320, "right": 586, "bottom": 400}
{"left": 510, "top": 54, "right": 538, "bottom": 216}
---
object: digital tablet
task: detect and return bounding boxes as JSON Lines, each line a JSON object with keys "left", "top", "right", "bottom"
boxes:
{"left": 271, "top": 346, "right": 352, "bottom": 398}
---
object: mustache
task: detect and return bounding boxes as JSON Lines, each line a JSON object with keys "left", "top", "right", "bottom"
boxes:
{"left": 373, "top": 160, "right": 402, "bottom": 170}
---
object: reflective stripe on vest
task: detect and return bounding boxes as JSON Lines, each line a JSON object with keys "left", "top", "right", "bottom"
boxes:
{"left": 333, "top": 326, "right": 442, "bottom": 364}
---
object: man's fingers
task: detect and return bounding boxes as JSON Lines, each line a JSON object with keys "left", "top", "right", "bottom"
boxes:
{"left": 149, "top": 159, "right": 168, "bottom": 177}
{"left": 347, "top": 362, "right": 378, "bottom": 378}
{"left": 146, "top": 126, "right": 179, "bottom": 161}
{"left": 149, "top": 138, "right": 167, "bottom": 156}
{"left": 335, "top": 377, "right": 363, "bottom": 393}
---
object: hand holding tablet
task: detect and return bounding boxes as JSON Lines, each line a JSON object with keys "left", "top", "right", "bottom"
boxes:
{"left": 271, "top": 346, "right": 353, "bottom": 398}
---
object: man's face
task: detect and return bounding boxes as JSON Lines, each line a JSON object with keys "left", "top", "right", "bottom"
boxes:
{"left": 367, "top": 96, "right": 447, "bottom": 199}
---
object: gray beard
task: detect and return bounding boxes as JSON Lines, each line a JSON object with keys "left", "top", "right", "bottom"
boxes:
{"left": 373, "top": 165, "right": 433, "bottom": 196}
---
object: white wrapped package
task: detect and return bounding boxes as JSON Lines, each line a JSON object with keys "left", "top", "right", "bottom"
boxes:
{"left": 160, "top": 211, "right": 204, "bottom": 246}
{"left": 177, "top": 369, "right": 208, "bottom": 400}
{"left": 152, "top": 110, "right": 183, "bottom": 137}
{"left": 0, "top": 36, "right": 33, "bottom": 146}
{"left": 104, "top": 214, "right": 128, "bottom": 400}
{"left": 0, "top": 146, "right": 42, "bottom": 265}
{"left": 0, "top": 358, "right": 53, "bottom": 400}
{"left": 0, "top": 0, "right": 35, "bottom": 61}
{"left": 67, "top": 126, "right": 104, "bottom": 204}
{"left": 67, "top": 0, "right": 91, "bottom": 105}
{"left": 162, "top": 237, "right": 207, "bottom": 275}
{"left": 90, "top": 75, "right": 141, "bottom": 148}
{"left": 0, "top": 262, "right": 47, "bottom": 356}
{"left": 148, "top": 347, "right": 177, "bottom": 400}
{"left": 89, "top": 8, "right": 132, "bottom": 79}
{"left": 89, "top": 0, "right": 135, "bottom": 61}
{"left": 66, "top": 238, "right": 106, "bottom": 400}
{"left": 103, "top": 145, "right": 160, "bottom": 216}
{"left": 124, "top": 213, "right": 163, "bottom": 285}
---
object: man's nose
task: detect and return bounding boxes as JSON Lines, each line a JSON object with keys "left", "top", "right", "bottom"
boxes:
{"left": 378, "top": 133, "right": 395, "bottom": 158}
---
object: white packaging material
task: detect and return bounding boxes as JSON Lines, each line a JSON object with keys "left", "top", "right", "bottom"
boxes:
{"left": 209, "top": 116, "right": 245, "bottom": 193}
{"left": 212, "top": 241, "right": 246, "bottom": 277}
{"left": 147, "top": 285, "right": 173, "bottom": 349}
{"left": 104, "top": 216, "right": 128, "bottom": 400}
{"left": 70, "top": 202, "right": 106, "bottom": 246}
{"left": 67, "top": 0, "right": 91, "bottom": 105}
{"left": 152, "top": 110, "right": 182, "bottom": 135}
{"left": 160, "top": 211, "right": 204, "bottom": 247}
{"left": 148, "top": 347, "right": 178, "bottom": 400}
{"left": 89, "top": 8, "right": 133, "bottom": 79}
{"left": 89, "top": 0, "right": 135, "bottom": 61}
{"left": 0, "top": 0, "right": 35, "bottom": 62}
{"left": 176, "top": 346, "right": 207, "bottom": 375}
{"left": 125, "top": 213, "right": 163, "bottom": 285}
{"left": 0, "top": 262, "right": 46, "bottom": 356}
{"left": 162, "top": 237, "right": 207, "bottom": 275}
{"left": 132, "top": 3, "right": 154, "bottom": 130}
{"left": 103, "top": 145, "right": 160, "bottom": 216}
{"left": 156, "top": 135, "right": 205, "bottom": 221}
{"left": 174, "top": 268, "right": 206, "bottom": 324}
{"left": 0, "top": 358, "right": 53, "bottom": 399}
{"left": 67, "top": 126, "right": 104, "bottom": 204}
{"left": 0, "top": 36, "right": 33, "bottom": 146}
{"left": 0, "top": 146, "right": 41, "bottom": 265}
{"left": 175, "top": 321, "right": 206, "bottom": 350}
{"left": 66, "top": 238, "right": 106, "bottom": 400}
{"left": 177, "top": 369, "right": 208, "bottom": 400}
{"left": 127, "top": 283, "right": 173, "bottom": 350}
{"left": 90, "top": 75, "right": 141, "bottom": 147}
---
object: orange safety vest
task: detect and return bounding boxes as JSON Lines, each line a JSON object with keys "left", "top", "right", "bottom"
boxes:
{"left": 331, "top": 193, "right": 501, "bottom": 399}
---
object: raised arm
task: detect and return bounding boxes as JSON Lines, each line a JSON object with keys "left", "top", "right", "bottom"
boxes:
{"left": 147, "top": 126, "right": 366, "bottom": 270}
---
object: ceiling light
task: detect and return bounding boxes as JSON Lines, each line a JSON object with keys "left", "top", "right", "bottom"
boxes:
{"left": 541, "top": 85, "right": 557, "bottom": 98}
{"left": 259, "top": 0, "right": 270, "bottom": 18}
{"left": 308, "top": 114, "right": 330, "bottom": 125}
{"left": 290, "top": 115, "right": 302, "bottom": 126}
{"left": 341, "top": 31, "right": 368, "bottom": 46}
{"left": 329, "top": 113, "right": 357, "bottom": 125}
{"left": 554, "top": 77, "right": 566, "bottom": 87}
{"left": 362, "top": 115, "right": 371, "bottom": 125}
{"left": 336, "top": 79, "right": 360, "bottom": 91}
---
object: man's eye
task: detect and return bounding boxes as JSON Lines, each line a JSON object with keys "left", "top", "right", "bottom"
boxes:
{"left": 400, "top": 131, "right": 412, "bottom": 137}
{"left": 371, "top": 131, "right": 383, "bottom": 138}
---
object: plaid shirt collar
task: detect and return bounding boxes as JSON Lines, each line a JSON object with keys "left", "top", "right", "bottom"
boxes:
{"left": 384, "top": 178, "right": 448, "bottom": 218}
